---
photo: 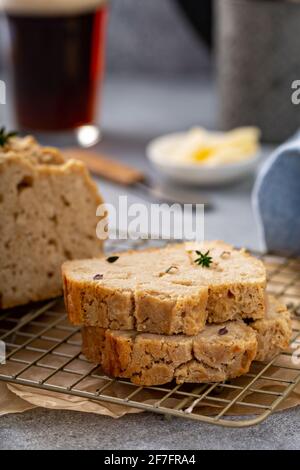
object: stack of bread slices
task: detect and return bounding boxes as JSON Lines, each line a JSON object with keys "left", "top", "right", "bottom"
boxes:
{"left": 62, "top": 241, "right": 292, "bottom": 386}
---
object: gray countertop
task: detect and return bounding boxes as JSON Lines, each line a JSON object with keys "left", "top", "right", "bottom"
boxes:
{"left": 1, "top": 76, "right": 299, "bottom": 450}
{"left": 1, "top": 407, "right": 300, "bottom": 450}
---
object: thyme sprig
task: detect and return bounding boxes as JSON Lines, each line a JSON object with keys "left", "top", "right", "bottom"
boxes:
{"left": 194, "top": 250, "right": 213, "bottom": 268}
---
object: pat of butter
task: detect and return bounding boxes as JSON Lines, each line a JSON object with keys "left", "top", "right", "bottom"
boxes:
{"left": 165, "top": 127, "right": 260, "bottom": 166}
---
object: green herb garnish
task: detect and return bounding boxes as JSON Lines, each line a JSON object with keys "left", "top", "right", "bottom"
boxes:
{"left": 0, "top": 127, "right": 17, "bottom": 147}
{"left": 106, "top": 256, "right": 119, "bottom": 264}
{"left": 194, "top": 250, "right": 213, "bottom": 268}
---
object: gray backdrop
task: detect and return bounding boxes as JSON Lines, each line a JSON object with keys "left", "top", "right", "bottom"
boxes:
{"left": 106, "top": 0, "right": 211, "bottom": 76}
{"left": 0, "top": 0, "right": 211, "bottom": 76}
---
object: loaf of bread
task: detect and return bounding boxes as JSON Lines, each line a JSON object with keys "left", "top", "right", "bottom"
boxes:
{"left": 63, "top": 241, "right": 266, "bottom": 335}
{"left": 0, "top": 136, "right": 104, "bottom": 309}
{"left": 81, "top": 296, "right": 291, "bottom": 386}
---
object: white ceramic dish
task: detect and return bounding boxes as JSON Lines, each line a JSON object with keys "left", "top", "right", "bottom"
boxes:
{"left": 146, "top": 132, "right": 261, "bottom": 186}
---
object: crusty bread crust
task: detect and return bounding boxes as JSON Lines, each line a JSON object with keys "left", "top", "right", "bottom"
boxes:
{"left": 250, "top": 296, "right": 292, "bottom": 361}
{"left": 63, "top": 241, "right": 266, "bottom": 335}
{"left": 81, "top": 296, "right": 291, "bottom": 386}
{"left": 0, "top": 136, "right": 104, "bottom": 309}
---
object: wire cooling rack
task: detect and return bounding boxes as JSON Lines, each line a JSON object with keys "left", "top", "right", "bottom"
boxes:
{"left": 0, "top": 239, "right": 299, "bottom": 427}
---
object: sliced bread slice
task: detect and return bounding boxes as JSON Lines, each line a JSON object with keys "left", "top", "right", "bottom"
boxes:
{"left": 82, "top": 320, "right": 257, "bottom": 386}
{"left": 63, "top": 241, "right": 266, "bottom": 335}
{"left": 81, "top": 296, "right": 291, "bottom": 386}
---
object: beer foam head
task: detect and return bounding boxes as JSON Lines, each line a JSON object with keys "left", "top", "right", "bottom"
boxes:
{"left": 1, "top": 0, "right": 107, "bottom": 15}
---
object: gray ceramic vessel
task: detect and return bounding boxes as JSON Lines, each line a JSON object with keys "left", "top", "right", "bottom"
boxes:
{"left": 216, "top": 0, "right": 300, "bottom": 142}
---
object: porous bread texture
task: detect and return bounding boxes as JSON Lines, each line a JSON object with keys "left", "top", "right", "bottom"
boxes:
{"left": 185, "top": 241, "right": 266, "bottom": 323}
{"left": 0, "top": 136, "right": 104, "bottom": 309}
{"left": 65, "top": 275, "right": 208, "bottom": 336}
{"left": 250, "top": 296, "right": 292, "bottom": 362}
{"left": 63, "top": 241, "right": 266, "bottom": 335}
{"left": 81, "top": 296, "right": 291, "bottom": 386}
{"left": 82, "top": 320, "right": 257, "bottom": 386}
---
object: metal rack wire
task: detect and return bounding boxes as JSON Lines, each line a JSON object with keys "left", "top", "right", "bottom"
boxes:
{"left": 0, "top": 239, "right": 299, "bottom": 427}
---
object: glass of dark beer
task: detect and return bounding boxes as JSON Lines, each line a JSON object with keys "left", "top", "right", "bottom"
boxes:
{"left": 4, "top": 0, "right": 108, "bottom": 145}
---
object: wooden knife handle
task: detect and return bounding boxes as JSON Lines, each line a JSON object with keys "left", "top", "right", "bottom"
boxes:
{"left": 63, "top": 148, "right": 145, "bottom": 186}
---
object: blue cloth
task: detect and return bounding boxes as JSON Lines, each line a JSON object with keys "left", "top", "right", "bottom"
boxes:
{"left": 252, "top": 132, "right": 300, "bottom": 255}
